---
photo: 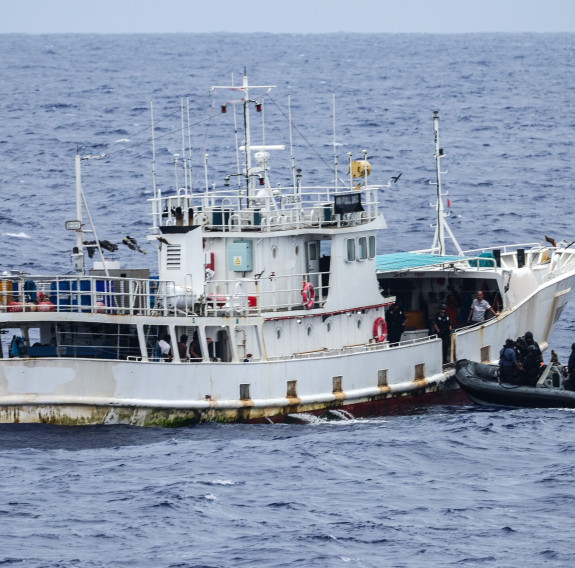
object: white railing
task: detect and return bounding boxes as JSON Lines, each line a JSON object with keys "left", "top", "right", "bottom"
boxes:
{"left": 152, "top": 185, "right": 381, "bottom": 232}
{"left": 266, "top": 332, "right": 440, "bottom": 361}
{"left": 204, "top": 271, "right": 330, "bottom": 315}
{"left": 0, "top": 275, "right": 197, "bottom": 317}
{"left": 0, "top": 270, "right": 332, "bottom": 318}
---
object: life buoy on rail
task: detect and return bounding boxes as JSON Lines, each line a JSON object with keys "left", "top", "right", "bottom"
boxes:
{"left": 373, "top": 317, "right": 387, "bottom": 343}
{"left": 301, "top": 281, "right": 315, "bottom": 310}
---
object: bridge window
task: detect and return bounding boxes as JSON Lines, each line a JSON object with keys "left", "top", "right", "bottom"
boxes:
{"left": 346, "top": 239, "right": 355, "bottom": 262}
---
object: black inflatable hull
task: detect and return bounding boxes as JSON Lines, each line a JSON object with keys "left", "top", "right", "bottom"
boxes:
{"left": 454, "top": 359, "right": 575, "bottom": 409}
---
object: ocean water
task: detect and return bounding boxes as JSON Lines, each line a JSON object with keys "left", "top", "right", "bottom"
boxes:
{"left": 1, "top": 33, "right": 575, "bottom": 566}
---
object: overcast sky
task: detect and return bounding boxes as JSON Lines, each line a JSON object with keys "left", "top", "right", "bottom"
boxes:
{"left": 2, "top": 0, "right": 575, "bottom": 34}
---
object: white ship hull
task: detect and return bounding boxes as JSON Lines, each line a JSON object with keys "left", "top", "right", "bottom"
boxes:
{"left": 0, "top": 265, "right": 572, "bottom": 426}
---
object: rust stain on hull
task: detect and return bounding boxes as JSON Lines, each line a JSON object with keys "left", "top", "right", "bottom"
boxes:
{"left": 0, "top": 376, "right": 462, "bottom": 427}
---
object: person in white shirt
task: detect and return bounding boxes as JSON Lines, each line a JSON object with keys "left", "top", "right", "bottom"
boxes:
{"left": 157, "top": 335, "right": 172, "bottom": 361}
{"left": 467, "top": 290, "right": 498, "bottom": 324}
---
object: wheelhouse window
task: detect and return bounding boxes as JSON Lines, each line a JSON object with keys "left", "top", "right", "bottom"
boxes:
{"left": 358, "top": 237, "right": 367, "bottom": 260}
{"left": 368, "top": 235, "right": 376, "bottom": 258}
{"left": 346, "top": 239, "right": 356, "bottom": 262}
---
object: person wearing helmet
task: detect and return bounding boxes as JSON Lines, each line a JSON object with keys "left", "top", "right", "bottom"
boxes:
{"left": 433, "top": 304, "right": 452, "bottom": 363}
{"left": 520, "top": 343, "right": 543, "bottom": 386}
{"left": 515, "top": 336, "right": 528, "bottom": 365}
{"left": 523, "top": 331, "right": 543, "bottom": 364}
{"left": 499, "top": 338, "right": 520, "bottom": 383}
{"left": 565, "top": 343, "right": 575, "bottom": 391}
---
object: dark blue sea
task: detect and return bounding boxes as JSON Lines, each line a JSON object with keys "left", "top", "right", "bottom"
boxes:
{"left": 1, "top": 33, "right": 575, "bottom": 566}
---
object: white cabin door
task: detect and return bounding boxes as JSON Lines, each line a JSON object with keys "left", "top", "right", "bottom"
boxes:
{"left": 306, "top": 240, "right": 320, "bottom": 288}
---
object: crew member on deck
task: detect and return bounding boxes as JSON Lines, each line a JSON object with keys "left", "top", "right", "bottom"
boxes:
{"left": 467, "top": 290, "right": 498, "bottom": 325}
{"left": 158, "top": 335, "right": 172, "bottom": 362}
{"left": 189, "top": 333, "right": 202, "bottom": 362}
{"left": 177, "top": 335, "right": 188, "bottom": 361}
{"left": 386, "top": 302, "right": 407, "bottom": 344}
{"left": 433, "top": 304, "right": 452, "bottom": 364}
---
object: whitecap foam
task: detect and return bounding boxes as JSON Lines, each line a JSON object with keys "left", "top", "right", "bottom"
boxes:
{"left": 4, "top": 232, "right": 31, "bottom": 239}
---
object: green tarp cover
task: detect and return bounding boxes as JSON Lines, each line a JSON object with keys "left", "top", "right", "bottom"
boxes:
{"left": 376, "top": 252, "right": 467, "bottom": 273}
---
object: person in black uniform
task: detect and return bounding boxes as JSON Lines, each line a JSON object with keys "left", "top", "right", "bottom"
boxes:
{"left": 565, "top": 343, "right": 575, "bottom": 391}
{"left": 519, "top": 344, "right": 543, "bottom": 386}
{"left": 433, "top": 304, "right": 452, "bottom": 363}
{"left": 385, "top": 302, "right": 406, "bottom": 344}
{"left": 515, "top": 336, "right": 528, "bottom": 366}
{"left": 523, "top": 331, "right": 543, "bottom": 364}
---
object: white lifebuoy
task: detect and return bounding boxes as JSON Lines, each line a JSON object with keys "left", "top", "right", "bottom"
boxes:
{"left": 301, "top": 282, "right": 315, "bottom": 310}
{"left": 373, "top": 317, "right": 387, "bottom": 343}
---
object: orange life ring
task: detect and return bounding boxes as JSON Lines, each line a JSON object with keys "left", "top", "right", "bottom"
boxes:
{"left": 301, "top": 282, "right": 315, "bottom": 309}
{"left": 373, "top": 317, "right": 387, "bottom": 343}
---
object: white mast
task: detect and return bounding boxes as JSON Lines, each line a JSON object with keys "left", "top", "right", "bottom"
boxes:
{"left": 242, "top": 73, "right": 254, "bottom": 197}
{"left": 150, "top": 101, "right": 159, "bottom": 230}
{"left": 433, "top": 111, "right": 445, "bottom": 255}
{"left": 180, "top": 98, "right": 188, "bottom": 192}
{"left": 288, "top": 94, "right": 297, "bottom": 190}
{"left": 333, "top": 92, "right": 338, "bottom": 192}
{"left": 431, "top": 111, "right": 463, "bottom": 256}
{"left": 73, "top": 154, "right": 110, "bottom": 277}
{"left": 211, "top": 74, "right": 276, "bottom": 199}
{"left": 73, "top": 154, "right": 85, "bottom": 273}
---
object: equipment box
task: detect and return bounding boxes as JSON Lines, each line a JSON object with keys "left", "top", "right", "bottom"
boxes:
{"left": 228, "top": 240, "right": 253, "bottom": 272}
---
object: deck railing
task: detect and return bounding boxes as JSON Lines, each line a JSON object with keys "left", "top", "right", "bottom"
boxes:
{"left": 0, "top": 270, "right": 331, "bottom": 317}
{"left": 153, "top": 185, "right": 382, "bottom": 232}
{"left": 204, "top": 271, "right": 330, "bottom": 315}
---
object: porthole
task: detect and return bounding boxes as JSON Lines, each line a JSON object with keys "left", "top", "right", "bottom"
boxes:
{"left": 307, "top": 325, "right": 312, "bottom": 336}
{"left": 326, "top": 320, "right": 332, "bottom": 332}
{"left": 272, "top": 245, "right": 278, "bottom": 258}
{"left": 357, "top": 318, "right": 362, "bottom": 329}
{"left": 276, "top": 327, "right": 282, "bottom": 339}
{"left": 295, "top": 244, "right": 300, "bottom": 256}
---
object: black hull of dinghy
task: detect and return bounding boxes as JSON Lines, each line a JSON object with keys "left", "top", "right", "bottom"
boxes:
{"left": 454, "top": 359, "right": 575, "bottom": 409}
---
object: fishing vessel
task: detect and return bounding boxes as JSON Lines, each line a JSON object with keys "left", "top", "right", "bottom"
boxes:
{"left": 1, "top": 74, "right": 575, "bottom": 426}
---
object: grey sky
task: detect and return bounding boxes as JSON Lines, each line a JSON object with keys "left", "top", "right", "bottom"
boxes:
{"left": 2, "top": 0, "right": 575, "bottom": 33}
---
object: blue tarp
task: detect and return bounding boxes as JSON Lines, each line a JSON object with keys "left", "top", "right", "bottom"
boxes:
{"left": 376, "top": 252, "right": 467, "bottom": 273}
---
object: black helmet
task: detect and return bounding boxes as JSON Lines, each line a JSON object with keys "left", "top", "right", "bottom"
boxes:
{"left": 439, "top": 304, "right": 446, "bottom": 310}
{"left": 505, "top": 338, "right": 515, "bottom": 348}
{"left": 525, "top": 331, "right": 534, "bottom": 340}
